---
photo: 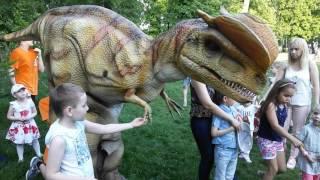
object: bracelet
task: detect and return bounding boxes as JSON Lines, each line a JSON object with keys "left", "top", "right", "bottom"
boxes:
{"left": 302, "top": 151, "right": 308, "bottom": 156}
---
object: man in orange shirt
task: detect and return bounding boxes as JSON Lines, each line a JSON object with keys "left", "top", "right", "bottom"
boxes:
{"left": 8, "top": 40, "right": 44, "bottom": 102}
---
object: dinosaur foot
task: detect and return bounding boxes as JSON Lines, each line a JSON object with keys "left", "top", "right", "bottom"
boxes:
{"left": 102, "top": 169, "right": 126, "bottom": 180}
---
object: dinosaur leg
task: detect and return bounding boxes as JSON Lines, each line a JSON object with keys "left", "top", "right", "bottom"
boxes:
{"left": 86, "top": 97, "right": 126, "bottom": 180}
{"left": 98, "top": 140, "right": 125, "bottom": 180}
{"left": 124, "top": 88, "right": 152, "bottom": 121}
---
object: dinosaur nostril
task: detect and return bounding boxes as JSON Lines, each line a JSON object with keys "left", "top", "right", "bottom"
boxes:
{"left": 255, "top": 74, "right": 265, "bottom": 84}
{"left": 103, "top": 70, "right": 108, "bottom": 78}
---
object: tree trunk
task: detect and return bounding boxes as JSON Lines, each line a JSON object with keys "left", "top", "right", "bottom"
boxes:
{"left": 242, "top": 0, "right": 250, "bottom": 13}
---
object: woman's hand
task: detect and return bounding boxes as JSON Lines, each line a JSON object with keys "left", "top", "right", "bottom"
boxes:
{"left": 230, "top": 119, "right": 241, "bottom": 131}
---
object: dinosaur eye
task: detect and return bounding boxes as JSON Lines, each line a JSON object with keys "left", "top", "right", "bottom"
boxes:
{"left": 186, "top": 37, "right": 193, "bottom": 42}
{"left": 204, "top": 39, "right": 220, "bottom": 52}
{"left": 187, "top": 36, "right": 198, "bottom": 43}
{"left": 103, "top": 70, "right": 108, "bottom": 78}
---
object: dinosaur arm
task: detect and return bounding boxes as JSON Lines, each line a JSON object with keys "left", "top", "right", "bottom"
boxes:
{"left": 124, "top": 88, "right": 152, "bottom": 121}
{"left": 191, "top": 80, "right": 240, "bottom": 130}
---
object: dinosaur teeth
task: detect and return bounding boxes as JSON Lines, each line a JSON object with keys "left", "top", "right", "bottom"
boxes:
{"left": 220, "top": 77, "right": 255, "bottom": 99}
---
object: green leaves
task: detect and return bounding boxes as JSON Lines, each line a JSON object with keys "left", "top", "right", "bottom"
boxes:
{"left": 0, "top": 0, "right": 318, "bottom": 52}
{"left": 272, "top": 0, "right": 320, "bottom": 40}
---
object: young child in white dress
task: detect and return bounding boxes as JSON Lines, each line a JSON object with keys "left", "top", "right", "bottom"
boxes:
{"left": 235, "top": 97, "right": 259, "bottom": 163}
{"left": 296, "top": 105, "right": 320, "bottom": 180}
{"left": 5, "top": 84, "right": 41, "bottom": 162}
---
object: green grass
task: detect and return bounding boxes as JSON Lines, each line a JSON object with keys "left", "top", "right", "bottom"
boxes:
{"left": 0, "top": 73, "right": 300, "bottom": 179}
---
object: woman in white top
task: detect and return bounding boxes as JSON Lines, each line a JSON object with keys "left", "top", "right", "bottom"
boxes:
{"left": 276, "top": 37, "right": 320, "bottom": 169}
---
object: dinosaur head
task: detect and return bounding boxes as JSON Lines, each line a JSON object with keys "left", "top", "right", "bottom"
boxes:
{"left": 177, "top": 8, "right": 278, "bottom": 103}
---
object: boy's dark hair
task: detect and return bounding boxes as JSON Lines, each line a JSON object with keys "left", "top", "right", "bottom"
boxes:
{"left": 213, "top": 90, "right": 225, "bottom": 105}
{"left": 259, "top": 79, "right": 296, "bottom": 118}
{"left": 50, "top": 83, "right": 85, "bottom": 118}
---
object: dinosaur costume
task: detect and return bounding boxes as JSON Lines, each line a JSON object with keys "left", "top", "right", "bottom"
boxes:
{"left": 0, "top": 5, "right": 278, "bottom": 179}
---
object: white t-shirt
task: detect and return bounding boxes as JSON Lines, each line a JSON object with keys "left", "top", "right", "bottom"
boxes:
{"left": 45, "top": 120, "right": 94, "bottom": 178}
{"left": 235, "top": 104, "right": 258, "bottom": 131}
{"left": 285, "top": 65, "right": 312, "bottom": 106}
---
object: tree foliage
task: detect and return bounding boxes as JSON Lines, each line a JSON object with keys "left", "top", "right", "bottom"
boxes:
{"left": 0, "top": 0, "right": 319, "bottom": 61}
{"left": 272, "top": 0, "right": 320, "bottom": 41}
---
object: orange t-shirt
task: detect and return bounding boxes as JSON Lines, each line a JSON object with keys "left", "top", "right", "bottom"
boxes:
{"left": 10, "top": 47, "right": 39, "bottom": 95}
{"left": 38, "top": 96, "right": 50, "bottom": 163}
{"left": 39, "top": 96, "right": 49, "bottom": 121}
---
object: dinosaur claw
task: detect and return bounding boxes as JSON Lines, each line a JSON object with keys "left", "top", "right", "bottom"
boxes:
{"left": 160, "top": 90, "right": 183, "bottom": 120}
{"left": 144, "top": 105, "right": 152, "bottom": 123}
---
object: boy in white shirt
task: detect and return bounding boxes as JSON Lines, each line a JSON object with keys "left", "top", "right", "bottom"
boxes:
{"left": 26, "top": 83, "right": 146, "bottom": 180}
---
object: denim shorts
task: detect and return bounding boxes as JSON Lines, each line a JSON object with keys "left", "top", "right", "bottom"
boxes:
{"left": 257, "top": 137, "right": 284, "bottom": 160}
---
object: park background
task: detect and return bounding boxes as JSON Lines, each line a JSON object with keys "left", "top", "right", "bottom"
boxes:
{"left": 0, "top": 0, "right": 319, "bottom": 179}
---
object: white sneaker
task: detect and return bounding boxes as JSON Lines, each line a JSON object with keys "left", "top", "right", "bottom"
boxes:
{"left": 287, "top": 158, "right": 296, "bottom": 169}
{"left": 243, "top": 154, "right": 252, "bottom": 163}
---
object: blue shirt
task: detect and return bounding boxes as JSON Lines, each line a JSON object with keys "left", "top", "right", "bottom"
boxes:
{"left": 211, "top": 104, "right": 237, "bottom": 148}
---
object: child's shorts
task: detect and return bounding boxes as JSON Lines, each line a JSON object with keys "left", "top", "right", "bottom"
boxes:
{"left": 257, "top": 137, "right": 284, "bottom": 160}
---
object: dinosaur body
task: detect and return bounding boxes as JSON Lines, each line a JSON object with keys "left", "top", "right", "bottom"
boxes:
{"left": 1, "top": 5, "right": 278, "bottom": 179}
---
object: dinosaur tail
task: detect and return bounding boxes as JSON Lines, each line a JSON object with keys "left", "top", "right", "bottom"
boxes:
{"left": 0, "top": 17, "right": 43, "bottom": 42}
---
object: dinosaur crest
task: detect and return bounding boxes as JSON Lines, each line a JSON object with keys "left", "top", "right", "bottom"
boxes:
{"left": 198, "top": 8, "right": 278, "bottom": 71}
{"left": 175, "top": 8, "right": 278, "bottom": 102}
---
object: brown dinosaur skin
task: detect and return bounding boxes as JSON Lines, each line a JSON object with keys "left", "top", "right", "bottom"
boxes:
{"left": 0, "top": 5, "right": 278, "bottom": 179}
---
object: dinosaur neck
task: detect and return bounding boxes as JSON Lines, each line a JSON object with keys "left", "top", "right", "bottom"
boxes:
{"left": 149, "top": 19, "right": 206, "bottom": 83}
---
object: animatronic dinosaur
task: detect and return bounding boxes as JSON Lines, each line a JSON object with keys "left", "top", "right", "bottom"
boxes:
{"left": 1, "top": 5, "right": 278, "bottom": 179}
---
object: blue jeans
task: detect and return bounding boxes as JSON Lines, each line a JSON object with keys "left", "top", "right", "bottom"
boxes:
{"left": 214, "top": 145, "right": 238, "bottom": 180}
{"left": 191, "top": 117, "right": 214, "bottom": 180}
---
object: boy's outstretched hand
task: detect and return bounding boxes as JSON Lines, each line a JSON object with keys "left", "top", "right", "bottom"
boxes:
{"left": 130, "top": 117, "right": 147, "bottom": 128}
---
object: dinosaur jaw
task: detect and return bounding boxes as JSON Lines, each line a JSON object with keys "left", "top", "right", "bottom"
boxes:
{"left": 204, "top": 66, "right": 256, "bottom": 101}
{"left": 179, "top": 55, "right": 258, "bottom": 103}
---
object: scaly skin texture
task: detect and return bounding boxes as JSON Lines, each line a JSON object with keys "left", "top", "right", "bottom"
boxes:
{"left": 0, "top": 5, "right": 278, "bottom": 179}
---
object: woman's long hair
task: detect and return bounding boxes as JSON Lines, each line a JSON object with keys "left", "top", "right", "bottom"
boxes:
{"left": 259, "top": 79, "right": 296, "bottom": 118}
{"left": 288, "top": 37, "right": 310, "bottom": 70}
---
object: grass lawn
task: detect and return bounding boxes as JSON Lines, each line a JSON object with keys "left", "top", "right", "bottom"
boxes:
{"left": 0, "top": 72, "right": 300, "bottom": 179}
